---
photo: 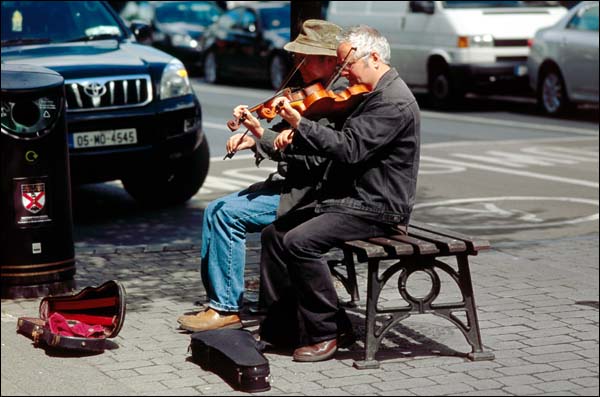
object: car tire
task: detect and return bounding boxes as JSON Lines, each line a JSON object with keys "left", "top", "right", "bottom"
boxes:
{"left": 538, "top": 66, "right": 570, "bottom": 116}
{"left": 204, "top": 51, "right": 219, "bottom": 84}
{"left": 269, "top": 54, "right": 287, "bottom": 90}
{"left": 122, "top": 138, "right": 210, "bottom": 207}
{"left": 428, "top": 65, "right": 463, "bottom": 109}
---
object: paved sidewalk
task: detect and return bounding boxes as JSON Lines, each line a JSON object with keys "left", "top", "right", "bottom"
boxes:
{"left": 2, "top": 234, "right": 598, "bottom": 396}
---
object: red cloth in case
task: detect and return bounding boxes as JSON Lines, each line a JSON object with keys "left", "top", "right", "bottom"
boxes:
{"left": 48, "top": 312, "right": 105, "bottom": 338}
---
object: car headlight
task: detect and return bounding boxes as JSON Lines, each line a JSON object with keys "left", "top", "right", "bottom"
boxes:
{"left": 160, "top": 60, "right": 192, "bottom": 99}
{"left": 458, "top": 34, "right": 493, "bottom": 48}
{"left": 171, "top": 33, "right": 198, "bottom": 48}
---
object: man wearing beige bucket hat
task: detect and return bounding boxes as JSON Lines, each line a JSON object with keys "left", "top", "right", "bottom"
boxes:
{"left": 178, "top": 20, "right": 357, "bottom": 336}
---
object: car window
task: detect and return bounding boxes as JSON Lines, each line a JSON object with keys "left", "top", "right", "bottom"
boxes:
{"left": 227, "top": 8, "right": 245, "bottom": 31}
{"left": 567, "top": 4, "right": 599, "bottom": 31}
{"left": 216, "top": 10, "right": 236, "bottom": 30}
{"left": 1, "top": 1, "right": 125, "bottom": 45}
{"left": 155, "top": 2, "right": 222, "bottom": 26}
{"left": 240, "top": 9, "right": 257, "bottom": 32}
{"left": 259, "top": 6, "right": 290, "bottom": 30}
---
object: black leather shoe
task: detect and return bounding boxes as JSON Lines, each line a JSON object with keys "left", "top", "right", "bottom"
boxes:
{"left": 293, "top": 338, "right": 337, "bottom": 362}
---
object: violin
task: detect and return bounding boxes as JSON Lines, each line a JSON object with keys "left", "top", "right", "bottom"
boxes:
{"left": 227, "top": 48, "right": 366, "bottom": 133}
{"left": 226, "top": 83, "right": 369, "bottom": 132}
{"left": 281, "top": 82, "right": 369, "bottom": 121}
{"left": 224, "top": 51, "right": 367, "bottom": 159}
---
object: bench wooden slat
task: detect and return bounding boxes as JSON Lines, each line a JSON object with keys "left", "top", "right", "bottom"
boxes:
{"left": 389, "top": 235, "right": 439, "bottom": 255}
{"left": 367, "top": 236, "right": 415, "bottom": 256}
{"left": 407, "top": 228, "right": 467, "bottom": 253}
{"left": 409, "top": 221, "right": 490, "bottom": 253}
{"left": 344, "top": 240, "right": 388, "bottom": 261}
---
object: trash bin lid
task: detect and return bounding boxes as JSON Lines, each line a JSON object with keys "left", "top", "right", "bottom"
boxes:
{"left": 1, "top": 64, "right": 63, "bottom": 94}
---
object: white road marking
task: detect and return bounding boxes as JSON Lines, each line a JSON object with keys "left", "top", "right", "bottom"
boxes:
{"left": 421, "top": 155, "right": 599, "bottom": 188}
{"left": 414, "top": 196, "right": 599, "bottom": 230}
{"left": 423, "top": 136, "right": 597, "bottom": 149}
{"left": 204, "top": 120, "right": 232, "bottom": 133}
{"left": 194, "top": 83, "right": 268, "bottom": 100}
{"left": 422, "top": 110, "right": 599, "bottom": 136}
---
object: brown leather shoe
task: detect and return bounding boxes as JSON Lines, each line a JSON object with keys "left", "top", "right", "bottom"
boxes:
{"left": 177, "top": 303, "right": 210, "bottom": 324}
{"left": 179, "top": 308, "right": 242, "bottom": 332}
{"left": 293, "top": 338, "right": 337, "bottom": 362}
{"left": 177, "top": 312, "right": 200, "bottom": 325}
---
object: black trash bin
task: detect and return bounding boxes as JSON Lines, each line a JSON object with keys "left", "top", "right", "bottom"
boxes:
{"left": 1, "top": 64, "right": 75, "bottom": 299}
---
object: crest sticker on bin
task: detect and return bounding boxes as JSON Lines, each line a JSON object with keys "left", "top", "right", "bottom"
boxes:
{"left": 14, "top": 177, "right": 52, "bottom": 226}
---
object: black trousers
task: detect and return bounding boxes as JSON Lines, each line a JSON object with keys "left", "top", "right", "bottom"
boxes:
{"left": 259, "top": 208, "right": 390, "bottom": 346}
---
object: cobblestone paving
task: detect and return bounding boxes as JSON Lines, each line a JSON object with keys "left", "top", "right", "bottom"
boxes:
{"left": 2, "top": 234, "right": 598, "bottom": 396}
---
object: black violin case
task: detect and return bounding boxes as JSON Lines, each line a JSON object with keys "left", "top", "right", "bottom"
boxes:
{"left": 17, "top": 280, "right": 126, "bottom": 352}
{"left": 190, "top": 328, "right": 271, "bottom": 393}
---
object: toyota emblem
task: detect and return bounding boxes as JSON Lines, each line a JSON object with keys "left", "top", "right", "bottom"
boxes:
{"left": 83, "top": 82, "right": 107, "bottom": 98}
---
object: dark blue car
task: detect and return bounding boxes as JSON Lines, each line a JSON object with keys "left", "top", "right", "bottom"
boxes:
{"left": 150, "top": 1, "right": 224, "bottom": 71}
{"left": 1, "top": 1, "right": 209, "bottom": 207}
{"left": 199, "top": 2, "right": 292, "bottom": 89}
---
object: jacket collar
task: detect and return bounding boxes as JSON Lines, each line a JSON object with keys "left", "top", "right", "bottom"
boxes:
{"left": 372, "top": 68, "right": 400, "bottom": 93}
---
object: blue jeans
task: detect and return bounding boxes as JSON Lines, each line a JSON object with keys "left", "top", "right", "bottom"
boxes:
{"left": 200, "top": 183, "right": 280, "bottom": 312}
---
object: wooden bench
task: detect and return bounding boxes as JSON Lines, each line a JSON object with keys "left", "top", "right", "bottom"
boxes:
{"left": 328, "top": 221, "right": 495, "bottom": 369}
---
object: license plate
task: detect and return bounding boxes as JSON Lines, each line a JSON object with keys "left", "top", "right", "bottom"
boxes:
{"left": 71, "top": 128, "right": 137, "bottom": 148}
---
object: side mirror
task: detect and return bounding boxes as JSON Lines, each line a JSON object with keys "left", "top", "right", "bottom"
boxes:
{"left": 130, "top": 21, "right": 153, "bottom": 45}
{"left": 409, "top": 1, "right": 435, "bottom": 15}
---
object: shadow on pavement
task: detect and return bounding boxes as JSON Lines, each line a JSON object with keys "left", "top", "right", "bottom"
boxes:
{"left": 72, "top": 183, "right": 204, "bottom": 248}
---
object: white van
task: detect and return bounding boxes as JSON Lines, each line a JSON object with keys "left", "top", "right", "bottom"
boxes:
{"left": 326, "top": 1, "right": 568, "bottom": 107}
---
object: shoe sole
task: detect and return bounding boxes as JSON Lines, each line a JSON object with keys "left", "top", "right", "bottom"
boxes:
{"left": 293, "top": 346, "right": 338, "bottom": 362}
{"left": 179, "top": 321, "right": 243, "bottom": 333}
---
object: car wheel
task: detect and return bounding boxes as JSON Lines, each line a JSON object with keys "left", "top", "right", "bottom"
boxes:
{"left": 428, "top": 65, "right": 463, "bottom": 109}
{"left": 538, "top": 67, "right": 569, "bottom": 116}
{"left": 122, "top": 138, "right": 210, "bottom": 207}
{"left": 269, "top": 54, "right": 287, "bottom": 90}
{"left": 204, "top": 51, "right": 219, "bottom": 84}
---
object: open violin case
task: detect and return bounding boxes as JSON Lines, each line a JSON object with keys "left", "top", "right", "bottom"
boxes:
{"left": 17, "top": 280, "right": 126, "bottom": 352}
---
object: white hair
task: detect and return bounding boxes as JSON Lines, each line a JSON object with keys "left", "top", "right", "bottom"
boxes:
{"left": 338, "top": 25, "right": 391, "bottom": 65}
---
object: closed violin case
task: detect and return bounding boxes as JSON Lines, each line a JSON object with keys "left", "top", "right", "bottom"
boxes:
{"left": 17, "top": 280, "right": 126, "bottom": 352}
{"left": 190, "top": 329, "right": 270, "bottom": 393}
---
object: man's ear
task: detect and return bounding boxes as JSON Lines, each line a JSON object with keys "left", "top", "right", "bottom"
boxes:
{"left": 370, "top": 52, "right": 383, "bottom": 69}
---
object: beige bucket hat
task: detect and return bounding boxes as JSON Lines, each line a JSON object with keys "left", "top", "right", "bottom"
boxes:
{"left": 284, "top": 19, "right": 342, "bottom": 56}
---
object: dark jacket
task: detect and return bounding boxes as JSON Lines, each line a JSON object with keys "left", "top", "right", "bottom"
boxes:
{"left": 254, "top": 118, "right": 343, "bottom": 218}
{"left": 292, "top": 68, "right": 420, "bottom": 225}
{"left": 254, "top": 81, "right": 348, "bottom": 218}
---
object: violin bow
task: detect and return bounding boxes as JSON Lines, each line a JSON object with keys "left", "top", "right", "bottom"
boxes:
{"left": 246, "top": 57, "right": 307, "bottom": 116}
{"left": 224, "top": 57, "right": 306, "bottom": 159}
{"left": 223, "top": 128, "right": 250, "bottom": 160}
{"left": 324, "top": 47, "right": 357, "bottom": 90}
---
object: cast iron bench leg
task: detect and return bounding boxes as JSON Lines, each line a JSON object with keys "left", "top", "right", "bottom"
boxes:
{"left": 455, "top": 255, "right": 495, "bottom": 361}
{"left": 328, "top": 250, "right": 360, "bottom": 307}
{"left": 354, "top": 258, "right": 382, "bottom": 369}
{"left": 352, "top": 254, "right": 494, "bottom": 369}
